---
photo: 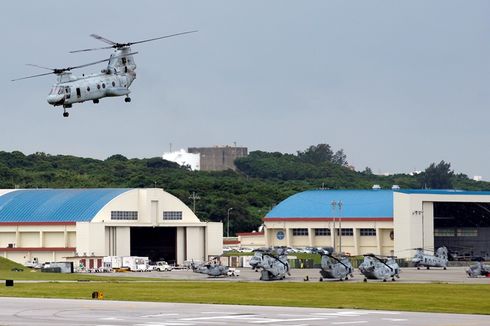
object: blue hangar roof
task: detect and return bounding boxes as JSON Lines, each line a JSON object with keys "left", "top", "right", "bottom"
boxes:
{"left": 265, "top": 190, "right": 394, "bottom": 219}
{"left": 0, "top": 189, "right": 130, "bottom": 223}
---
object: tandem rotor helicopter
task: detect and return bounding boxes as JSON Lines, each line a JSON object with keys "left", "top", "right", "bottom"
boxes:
{"left": 12, "top": 31, "right": 197, "bottom": 117}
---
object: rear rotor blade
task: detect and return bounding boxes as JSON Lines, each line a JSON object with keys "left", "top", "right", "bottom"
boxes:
{"left": 129, "top": 30, "right": 198, "bottom": 46}
{"left": 69, "top": 45, "right": 114, "bottom": 53}
{"left": 90, "top": 33, "right": 116, "bottom": 45}
{"left": 11, "top": 71, "right": 55, "bottom": 81}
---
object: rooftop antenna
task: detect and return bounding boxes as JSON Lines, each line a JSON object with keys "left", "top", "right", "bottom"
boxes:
{"left": 189, "top": 192, "right": 201, "bottom": 213}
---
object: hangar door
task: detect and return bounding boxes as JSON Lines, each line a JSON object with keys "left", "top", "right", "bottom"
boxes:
{"left": 130, "top": 227, "right": 176, "bottom": 263}
{"left": 433, "top": 202, "right": 490, "bottom": 259}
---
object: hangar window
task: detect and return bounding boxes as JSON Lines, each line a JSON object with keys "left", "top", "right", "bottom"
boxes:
{"left": 314, "top": 228, "right": 330, "bottom": 236}
{"left": 434, "top": 228, "right": 455, "bottom": 237}
{"left": 456, "top": 228, "right": 478, "bottom": 237}
{"left": 292, "top": 228, "right": 308, "bottom": 236}
{"left": 360, "top": 228, "right": 376, "bottom": 236}
{"left": 336, "top": 228, "right": 353, "bottom": 236}
{"left": 111, "top": 211, "right": 138, "bottom": 220}
{"left": 163, "top": 211, "right": 183, "bottom": 220}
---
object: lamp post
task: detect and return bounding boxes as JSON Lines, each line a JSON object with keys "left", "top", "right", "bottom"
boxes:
{"left": 227, "top": 208, "right": 234, "bottom": 237}
{"left": 331, "top": 200, "right": 343, "bottom": 253}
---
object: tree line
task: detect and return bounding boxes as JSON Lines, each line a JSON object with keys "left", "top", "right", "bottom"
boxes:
{"left": 0, "top": 145, "right": 488, "bottom": 235}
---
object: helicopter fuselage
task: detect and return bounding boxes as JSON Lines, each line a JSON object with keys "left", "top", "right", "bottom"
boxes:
{"left": 47, "top": 71, "right": 134, "bottom": 107}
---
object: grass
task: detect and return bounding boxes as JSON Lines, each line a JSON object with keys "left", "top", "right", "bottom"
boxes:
{"left": 0, "top": 281, "right": 488, "bottom": 315}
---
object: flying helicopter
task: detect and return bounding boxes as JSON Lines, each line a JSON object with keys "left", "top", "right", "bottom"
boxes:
{"left": 249, "top": 247, "right": 290, "bottom": 281}
{"left": 411, "top": 246, "right": 448, "bottom": 270}
{"left": 317, "top": 247, "right": 354, "bottom": 281}
{"left": 359, "top": 254, "right": 401, "bottom": 282}
{"left": 466, "top": 258, "right": 489, "bottom": 278}
{"left": 12, "top": 31, "right": 197, "bottom": 117}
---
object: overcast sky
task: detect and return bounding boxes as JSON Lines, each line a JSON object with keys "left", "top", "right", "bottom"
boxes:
{"left": 1, "top": 1, "right": 489, "bottom": 179}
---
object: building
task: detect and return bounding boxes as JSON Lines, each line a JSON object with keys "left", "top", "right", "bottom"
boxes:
{"left": 0, "top": 188, "right": 222, "bottom": 266}
{"left": 240, "top": 189, "right": 490, "bottom": 259}
{"left": 188, "top": 146, "right": 248, "bottom": 171}
{"left": 162, "top": 149, "right": 200, "bottom": 171}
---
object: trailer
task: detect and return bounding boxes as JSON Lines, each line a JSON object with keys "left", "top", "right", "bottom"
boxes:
{"left": 122, "top": 256, "right": 149, "bottom": 272}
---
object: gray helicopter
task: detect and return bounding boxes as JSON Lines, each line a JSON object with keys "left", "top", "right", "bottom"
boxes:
{"left": 359, "top": 254, "right": 401, "bottom": 282}
{"left": 411, "top": 246, "right": 448, "bottom": 270}
{"left": 249, "top": 247, "right": 290, "bottom": 281}
{"left": 466, "top": 258, "right": 489, "bottom": 278}
{"left": 318, "top": 247, "right": 354, "bottom": 281}
{"left": 191, "top": 258, "right": 229, "bottom": 277}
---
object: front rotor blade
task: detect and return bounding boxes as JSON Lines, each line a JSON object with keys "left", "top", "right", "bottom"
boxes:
{"left": 26, "top": 64, "right": 55, "bottom": 71}
{"left": 129, "top": 30, "right": 198, "bottom": 46}
{"left": 90, "top": 34, "right": 116, "bottom": 45}
{"left": 11, "top": 71, "right": 54, "bottom": 81}
{"left": 69, "top": 45, "right": 114, "bottom": 53}
{"left": 67, "top": 52, "right": 139, "bottom": 70}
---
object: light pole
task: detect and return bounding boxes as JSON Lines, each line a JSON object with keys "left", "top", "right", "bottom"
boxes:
{"left": 331, "top": 200, "right": 343, "bottom": 253}
{"left": 227, "top": 208, "right": 234, "bottom": 237}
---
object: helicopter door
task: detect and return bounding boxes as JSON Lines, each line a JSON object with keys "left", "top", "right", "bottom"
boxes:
{"left": 64, "top": 87, "right": 71, "bottom": 100}
{"left": 76, "top": 87, "right": 81, "bottom": 98}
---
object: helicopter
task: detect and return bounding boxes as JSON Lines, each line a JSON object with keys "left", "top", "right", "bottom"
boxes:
{"left": 359, "top": 254, "right": 401, "bottom": 282}
{"left": 466, "top": 258, "right": 489, "bottom": 278}
{"left": 191, "top": 257, "right": 230, "bottom": 277}
{"left": 411, "top": 246, "right": 449, "bottom": 270}
{"left": 249, "top": 247, "right": 290, "bottom": 281}
{"left": 317, "top": 247, "right": 354, "bottom": 282}
{"left": 12, "top": 31, "right": 197, "bottom": 117}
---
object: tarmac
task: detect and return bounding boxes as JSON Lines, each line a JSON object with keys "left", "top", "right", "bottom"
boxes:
{"left": 92, "top": 266, "right": 490, "bottom": 284}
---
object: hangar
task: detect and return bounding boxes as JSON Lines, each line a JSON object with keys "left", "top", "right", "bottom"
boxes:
{"left": 0, "top": 188, "right": 222, "bottom": 266}
{"left": 240, "top": 189, "right": 490, "bottom": 259}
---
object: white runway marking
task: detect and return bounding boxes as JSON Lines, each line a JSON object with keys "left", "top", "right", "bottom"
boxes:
{"left": 249, "top": 317, "right": 327, "bottom": 324}
{"left": 332, "top": 322, "right": 368, "bottom": 325}
{"left": 382, "top": 318, "right": 408, "bottom": 322}
{"left": 140, "top": 313, "right": 180, "bottom": 317}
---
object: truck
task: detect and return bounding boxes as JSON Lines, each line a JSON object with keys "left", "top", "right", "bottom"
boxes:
{"left": 122, "top": 256, "right": 149, "bottom": 272}
{"left": 149, "top": 261, "right": 173, "bottom": 272}
{"left": 102, "top": 256, "right": 123, "bottom": 272}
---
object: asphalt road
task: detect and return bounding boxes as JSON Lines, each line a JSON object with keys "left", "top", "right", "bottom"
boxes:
{"left": 91, "top": 266, "right": 490, "bottom": 284}
{"left": 0, "top": 297, "right": 488, "bottom": 326}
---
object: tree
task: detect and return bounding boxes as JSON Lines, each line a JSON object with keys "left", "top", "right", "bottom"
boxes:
{"left": 420, "top": 160, "right": 454, "bottom": 189}
{"left": 297, "top": 144, "right": 333, "bottom": 164}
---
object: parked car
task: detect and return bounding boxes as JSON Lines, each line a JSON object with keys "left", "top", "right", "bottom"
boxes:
{"left": 150, "top": 261, "right": 173, "bottom": 272}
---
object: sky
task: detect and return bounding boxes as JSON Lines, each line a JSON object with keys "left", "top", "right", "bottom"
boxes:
{"left": 1, "top": 1, "right": 489, "bottom": 179}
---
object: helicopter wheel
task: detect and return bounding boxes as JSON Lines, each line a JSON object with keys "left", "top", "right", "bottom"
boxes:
{"left": 417, "top": 266, "right": 420, "bottom": 270}
{"left": 392, "top": 278, "right": 396, "bottom": 282}
{"left": 125, "top": 97, "right": 131, "bottom": 103}
{"left": 443, "top": 267, "right": 447, "bottom": 270}
{"left": 93, "top": 99, "right": 99, "bottom": 104}
{"left": 363, "top": 278, "right": 367, "bottom": 282}
{"left": 345, "top": 277, "right": 349, "bottom": 281}
{"left": 383, "top": 279, "right": 387, "bottom": 282}
{"left": 63, "top": 111, "right": 69, "bottom": 118}
{"left": 427, "top": 266, "right": 430, "bottom": 270}
{"left": 319, "top": 277, "right": 323, "bottom": 282}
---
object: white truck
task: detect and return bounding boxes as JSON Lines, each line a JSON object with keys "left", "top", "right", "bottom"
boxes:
{"left": 150, "top": 261, "right": 173, "bottom": 272}
{"left": 103, "top": 256, "right": 123, "bottom": 271}
{"left": 122, "top": 256, "right": 150, "bottom": 272}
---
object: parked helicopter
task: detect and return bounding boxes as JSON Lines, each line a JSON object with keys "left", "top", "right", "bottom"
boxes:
{"left": 411, "top": 246, "right": 448, "bottom": 270}
{"left": 466, "top": 258, "right": 490, "bottom": 278}
{"left": 359, "top": 254, "right": 401, "bottom": 282}
{"left": 12, "top": 31, "right": 197, "bottom": 117}
{"left": 191, "top": 257, "right": 230, "bottom": 277}
{"left": 249, "top": 247, "right": 290, "bottom": 281}
{"left": 317, "top": 247, "right": 354, "bottom": 281}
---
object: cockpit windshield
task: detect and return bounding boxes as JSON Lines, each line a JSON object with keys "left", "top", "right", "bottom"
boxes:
{"left": 49, "top": 86, "right": 64, "bottom": 95}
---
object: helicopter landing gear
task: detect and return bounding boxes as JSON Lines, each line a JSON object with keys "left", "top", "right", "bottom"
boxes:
{"left": 125, "top": 96, "right": 131, "bottom": 103}
{"left": 443, "top": 267, "right": 447, "bottom": 270}
{"left": 345, "top": 277, "right": 349, "bottom": 281}
{"left": 417, "top": 267, "right": 420, "bottom": 270}
{"left": 426, "top": 266, "right": 430, "bottom": 270}
{"left": 392, "top": 277, "right": 396, "bottom": 282}
{"left": 363, "top": 278, "right": 367, "bottom": 282}
{"left": 93, "top": 99, "right": 99, "bottom": 104}
{"left": 319, "top": 277, "right": 323, "bottom": 282}
{"left": 383, "top": 279, "right": 387, "bottom": 282}
{"left": 62, "top": 107, "right": 69, "bottom": 118}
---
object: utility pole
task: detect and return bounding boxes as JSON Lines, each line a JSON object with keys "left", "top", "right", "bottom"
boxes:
{"left": 331, "top": 200, "right": 343, "bottom": 253}
{"left": 338, "top": 200, "right": 343, "bottom": 253}
{"left": 227, "top": 207, "right": 234, "bottom": 237}
{"left": 189, "top": 192, "right": 200, "bottom": 213}
{"left": 331, "top": 200, "right": 337, "bottom": 252}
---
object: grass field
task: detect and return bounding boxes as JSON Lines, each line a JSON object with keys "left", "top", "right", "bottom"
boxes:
{"left": 0, "top": 281, "right": 488, "bottom": 315}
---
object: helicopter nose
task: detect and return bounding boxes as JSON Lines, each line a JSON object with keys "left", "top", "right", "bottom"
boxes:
{"left": 47, "top": 94, "right": 64, "bottom": 105}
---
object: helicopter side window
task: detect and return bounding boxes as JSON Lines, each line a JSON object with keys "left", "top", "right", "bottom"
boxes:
{"left": 102, "top": 83, "right": 106, "bottom": 88}
{"left": 49, "top": 87, "right": 58, "bottom": 95}
{"left": 97, "top": 84, "right": 101, "bottom": 89}
{"left": 121, "top": 57, "right": 127, "bottom": 65}
{"left": 112, "top": 81, "right": 115, "bottom": 87}
{"left": 87, "top": 87, "right": 90, "bottom": 92}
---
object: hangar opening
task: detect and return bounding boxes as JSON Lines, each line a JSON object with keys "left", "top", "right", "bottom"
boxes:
{"left": 433, "top": 202, "right": 490, "bottom": 259}
{"left": 130, "top": 227, "right": 177, "bottom": 263}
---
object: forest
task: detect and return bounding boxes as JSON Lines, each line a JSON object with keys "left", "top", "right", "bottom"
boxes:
{"left": 0, "top": 144, "right": 488, "bottom": 235}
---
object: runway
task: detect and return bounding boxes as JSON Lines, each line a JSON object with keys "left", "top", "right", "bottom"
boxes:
{"left": 0, "top": 297, "right": 488, "bottom": 326}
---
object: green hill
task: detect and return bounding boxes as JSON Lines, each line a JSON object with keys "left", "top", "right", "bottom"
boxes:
{"left": 0, "top": 145, "right": 489, "bottom": 235}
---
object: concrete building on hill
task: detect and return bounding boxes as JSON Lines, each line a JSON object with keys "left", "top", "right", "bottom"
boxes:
{"left": 188, "top": 146, "right": 248, "bottom": 171}
{"left": 0, "top": 188, "right": 222, "bottom": 267}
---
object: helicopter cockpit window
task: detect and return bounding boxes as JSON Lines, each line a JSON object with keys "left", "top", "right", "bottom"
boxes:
{"left": 49, "top": 87, "right": 63, "bottom": 95}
